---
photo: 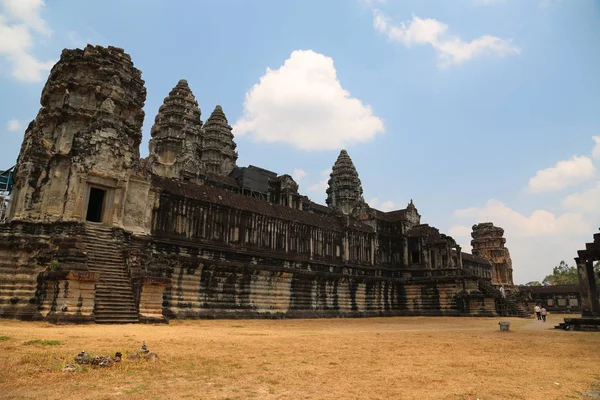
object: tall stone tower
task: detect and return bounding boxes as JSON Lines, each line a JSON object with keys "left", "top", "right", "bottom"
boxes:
{"left": 471, "top": 222, "right": 514, "bottom": 286}
{"left": 326, "top": 149, "right": 364, "bottom": 214}
{"left": 148, "top": 79, "right": 203, "bottom": 179}
{"left": 200, "top": 105, "right": 238, "bottom": 176}
{"left": 9, "top": 45, "right": 146, "bottom": 223}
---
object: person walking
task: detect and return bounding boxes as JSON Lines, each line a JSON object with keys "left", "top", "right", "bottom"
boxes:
{"left": 534, "top": 304, "right": 541, "bottom": 320}
{"left": 540, "top": 307, "right": 547, "bottom": 322}
{"left": 499, "top": 286, "right": 506, "bottom": 299}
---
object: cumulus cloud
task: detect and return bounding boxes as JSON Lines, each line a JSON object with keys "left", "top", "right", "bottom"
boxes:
{"left": 449, "top": 199, "right": 591, "bottom": 283}
{"left": 452, "top": 199, "right": 589, "bottom": 237}
{"left": 233, "top": 50, "right": 385, "bottom": 150}
{"left": 527, "top": 155, "right": 595, "bottom": 193}
{"left": 368, "top": 198, "right": 395, "bottom": 211}
{"left": 592, "top": 136, "right": 600, "bottom": 160}
{"left": 6, "top": 119, "right": 22, "bottom": 131}
{"left": 308, "top": 168, "right": 332, "bottom": 193}
{"left": 292, "top": 168, "right": 306, "bottom": 181}
{"left": 1, "top": 0, "right": 51, "bottom": 35}
{"left": 372, "top": 11, "right": 520, "bottom": 67}
{"left": 562, "top": 181, "right": 600, "bottom": 215}
{"left": 0, "top": 0, "right": 55, "bottom": 82}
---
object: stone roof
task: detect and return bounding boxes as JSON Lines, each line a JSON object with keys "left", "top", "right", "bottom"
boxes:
{"left": 460, "top": 252, "right": 492, "bottom": 265}
{"left": 153, "top": 177, "right": 375, "bottom": 233}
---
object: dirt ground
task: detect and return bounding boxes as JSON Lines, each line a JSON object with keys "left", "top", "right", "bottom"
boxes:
{"left": 0, "top": 314, "right": 599, "bottom": 400}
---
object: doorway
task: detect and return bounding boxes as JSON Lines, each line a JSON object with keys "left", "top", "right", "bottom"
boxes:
{"left": 86, "top": 187, "right": 105, "bottom": 223}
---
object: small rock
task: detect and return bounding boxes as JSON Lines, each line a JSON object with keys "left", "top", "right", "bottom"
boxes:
{"left": 90, "top": 356, "right": 113, "bottom": 368}
{"left": 62, "top": 363, "right": 76, "bottom": 373}
{"left": 140, "top": 341, "right": 149, "bottom": 354}
{"left": 74, "top": 350, "right": 90, "bottom": 365}
{"left": 145, "top": 352, "right": 159, "bottom": 362}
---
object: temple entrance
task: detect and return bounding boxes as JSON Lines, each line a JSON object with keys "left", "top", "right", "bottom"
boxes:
{"left": 86, "top": 187, "right": 105, "bottom": 223}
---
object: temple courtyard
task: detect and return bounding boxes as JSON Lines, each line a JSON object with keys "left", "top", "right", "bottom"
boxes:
{"left": 0, "top": 315, "right": 599, "bottom": 400}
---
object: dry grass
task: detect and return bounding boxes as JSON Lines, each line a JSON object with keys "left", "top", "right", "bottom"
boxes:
{"left": 0, "top": 314, "right": 599, "bottom": 400}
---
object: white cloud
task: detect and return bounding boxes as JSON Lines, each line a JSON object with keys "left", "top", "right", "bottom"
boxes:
{"left": 450, "top": 199, "right": 591, "bottom": 283}
{"left": 592, "top": 136, "right": 600, "bottom": 160}
{"left": 527, "top": 155, "right": 595, "bottom": 193}
{"left": 308, "top": 168, "right": 332, "bottom": 193}
{"left": 1, "top": 0, "right": 51, "bottom": 35}
{"left": 7, "top": 119, "right": 22, "bottom": 131}
{"left": 372, "top": 11, "right": 520, "bottom": 67}
{"left": 380, "top": 200, "right": 395, "bottom": 211}
{"left": 233, "top": 50, "right": 385, "bottom": 150}
{"left": 367, "top": 197, "right": 395, "bottom": 211}
{"left": 292, "top": 168, "right": 306, "bottom": 181}
{"left": 562, "top": 181, "right": 600, "bottom": 215}
{"left": 0, "top": 0, "right": 55, "bottom": 82}
{"left": 452, "top": 199, "right": 589, "bottom": 237}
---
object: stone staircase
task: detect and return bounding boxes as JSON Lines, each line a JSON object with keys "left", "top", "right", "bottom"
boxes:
{"left": 84, "top": 224, "right": 138, "bottom": 324}
{"left": 477, "top": 278, "right": 531, "bottom": 318}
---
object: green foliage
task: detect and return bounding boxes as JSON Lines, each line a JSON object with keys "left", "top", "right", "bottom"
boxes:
{"left": 541, "top": 260, "right": 600, "bottom": 286}
{"left": 23, "top": 339, "right": 63, "bottom": 346}
{"left": 520, "top": 281, "right": 542, "bottom": 287}
{"left": 0, "top": 336, "right": 9, "bottom": 341}
{"left": 48, "top": 259, "right": 60, "bottom": 272}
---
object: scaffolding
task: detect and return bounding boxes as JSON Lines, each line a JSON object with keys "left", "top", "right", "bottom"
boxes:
{"left": 0, "top": 166, "right": 14, "bottom": 223}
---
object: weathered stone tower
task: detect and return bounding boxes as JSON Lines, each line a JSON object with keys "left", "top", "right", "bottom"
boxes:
{"left": 471, "top": 222, "right": 514, "bottom": 286}
{"left": 9, "top": 45, "right": 146, "bottom": 225}
{"left": 326, "top": 149, "right": 364, "bottom": 214}
{"left": 147, "top": 79, "right": 204, "bottom": 179}
{"left": 200, "top": 105, "right": 238, "bottom": 176}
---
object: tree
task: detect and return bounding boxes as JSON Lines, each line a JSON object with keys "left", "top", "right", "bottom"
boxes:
{"left": 541, "top": 260, "right": 600, "bottom": 286}
{"left": 521, "top": 281, "right": 542, "bottom": 287}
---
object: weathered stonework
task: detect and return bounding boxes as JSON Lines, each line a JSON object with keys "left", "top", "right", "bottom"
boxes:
{"left": 0, "top": 45, "right": 526, "bottom": 323}
{"left": 201, "top": 105, "right": 238, "bottom": 176}
{"left": 148, "top": 79, "right": 204, "bottom": 180}
{"left": 471, "top": 222, "right": 514, "bottom": 287}
{"left": 326, "top": 150, "right": 364, "bottom": 214}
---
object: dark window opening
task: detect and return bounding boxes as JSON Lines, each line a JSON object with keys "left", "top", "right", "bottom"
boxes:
{"left": 86, "top": 188, "right": 105, "bottom": 223}
{"left": 411, "top": 251, "right": 420, "bottom": 264}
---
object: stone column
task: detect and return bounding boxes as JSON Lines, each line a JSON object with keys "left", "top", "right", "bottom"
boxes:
{"left": 456, "top": 246, "right": 463, "bottom": 268}
{"left": 576, "top": 257, "right": 600, "bottom": 317}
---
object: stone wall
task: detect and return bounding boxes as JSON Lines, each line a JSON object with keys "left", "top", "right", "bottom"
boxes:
{"left": 0, "top": 222, "right": 87, "bottom": 320}
{"left": 131, "top": 236, "right": 494, "bottom": 319}
{"left": 36, "top": 271, "right": 99, "bottom": 323}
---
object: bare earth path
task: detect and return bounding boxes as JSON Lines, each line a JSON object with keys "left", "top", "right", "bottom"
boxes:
{"left": 0, "top": 314, "right": 598, "bottom": 400}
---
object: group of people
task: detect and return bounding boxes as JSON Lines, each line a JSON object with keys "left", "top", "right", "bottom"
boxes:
{"left": 534, "top": 305, "right": 548, "bottom": 322}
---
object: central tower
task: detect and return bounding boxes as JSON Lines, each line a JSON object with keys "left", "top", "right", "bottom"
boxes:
{"left": 326, "top": 149, "right": 364, "bottom": 214}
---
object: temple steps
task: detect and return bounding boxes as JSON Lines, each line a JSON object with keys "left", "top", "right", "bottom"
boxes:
{"left": 84, "top": 224, "right": 138, "bottom": 324}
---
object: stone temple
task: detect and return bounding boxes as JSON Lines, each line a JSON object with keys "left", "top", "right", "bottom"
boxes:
{"left": 0, "top": 45, "right": 527, "bottom": 323}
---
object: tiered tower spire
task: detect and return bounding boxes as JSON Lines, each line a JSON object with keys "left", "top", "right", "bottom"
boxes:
{"left": 201, "top": 105, "right": 238, "bottom": 176}
{"left": 471, "top": 222, "right": 514, "bottom": 287}
{"left": 326, "top": 149, "right": 364, "bottom": 214}
{"left": 148, "top": 79, "right": 203, "bottom": 179}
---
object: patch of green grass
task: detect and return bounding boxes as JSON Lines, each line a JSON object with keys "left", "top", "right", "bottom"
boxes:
{"left": 124, "top": 384, "right": 146, "bottom": 394}
{"left": 0, "top": 336, "right": 9, "bottom": 341}
{"left": 23, "top": 339, "right": 62, "bottom": 346}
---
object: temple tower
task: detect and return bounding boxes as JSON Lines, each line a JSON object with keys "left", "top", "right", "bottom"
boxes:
{"left": 471, "top": 222, "right": 514, "bottom": 286}
{"left": 9, "top": 45, "right": 146, "bottom": 223}
{"left": 200, "top": 105, "right": 238, "bottom": 176}
{"left": 148, "top": 79, "right": 203, "bottom": 179}
{"left": 326, "top": 149, "right": 364, "bottom": 214}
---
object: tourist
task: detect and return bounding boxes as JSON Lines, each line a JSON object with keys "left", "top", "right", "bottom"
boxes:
{"left": 540, "top": 307, "right": 547, "bottom": 322}
{"left": 499, "top": 286, "right": 506, "bottom": 299}
{"left": 534, "top": 304, "right": 541, "bottom": 320}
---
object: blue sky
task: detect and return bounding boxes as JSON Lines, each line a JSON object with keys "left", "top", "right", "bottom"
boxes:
{"left": 1, "top": 0, "right": 599, "bottom": 283}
